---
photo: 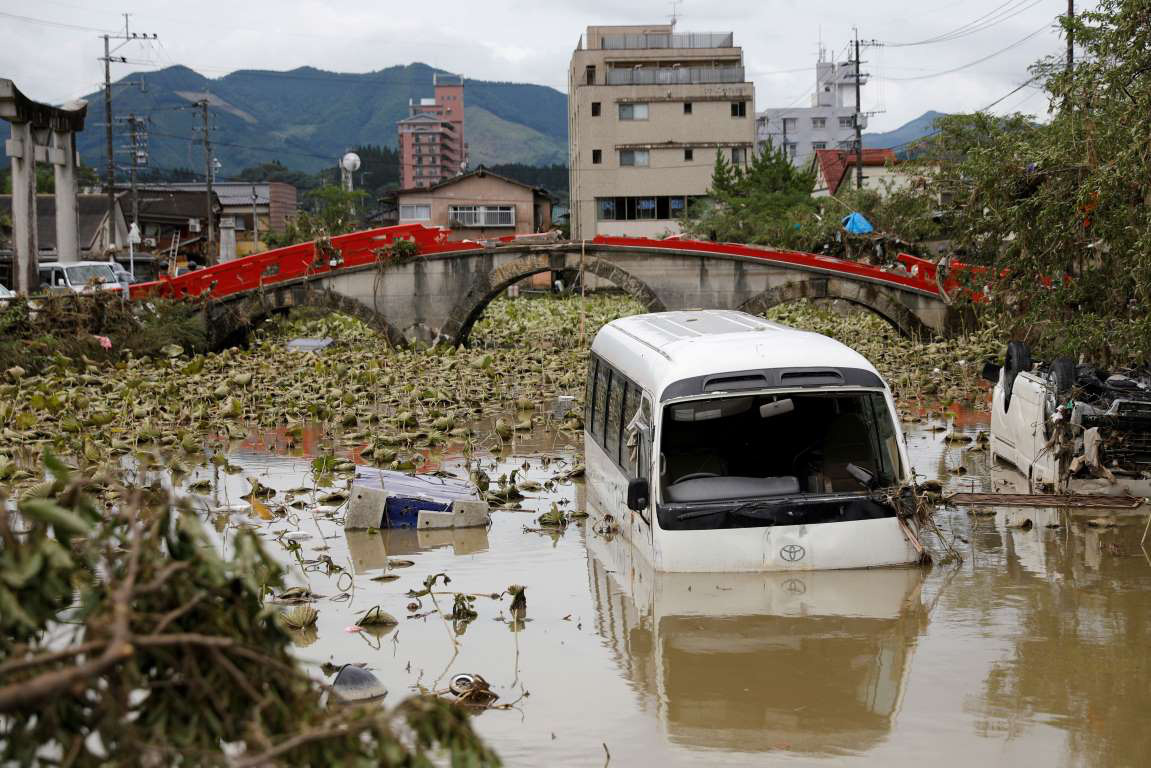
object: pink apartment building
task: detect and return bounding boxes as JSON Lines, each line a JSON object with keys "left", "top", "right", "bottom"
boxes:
{"left": 397, "top": 73, "right": 467, "bottom": 188}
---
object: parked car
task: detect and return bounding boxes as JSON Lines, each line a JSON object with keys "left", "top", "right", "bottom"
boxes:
{"left": 0, "top": 282, "right": 12, "bottom": 307}
{"left": 111, "top": 264, "right": 137, "bottom": 285}
{"left": 984, "top": 342, "right": 1151, "bottom": 495}
{"left": 37, "top": 261, "right": 127, "bottom": 294}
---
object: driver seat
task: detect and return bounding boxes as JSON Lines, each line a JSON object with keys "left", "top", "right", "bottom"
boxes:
{"left": 821, "top": 413, "right": 874, "bottom": 491}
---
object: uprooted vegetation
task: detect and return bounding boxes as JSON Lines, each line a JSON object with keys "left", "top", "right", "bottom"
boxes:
{"left": 0, "top": 293, "right": 207, "bottom": 374}
{"left": 0, "top": 453, "right": 498, "bottom": 766}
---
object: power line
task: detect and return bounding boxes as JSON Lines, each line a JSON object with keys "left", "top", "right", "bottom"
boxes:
{"left": 878, "top": 23, "right": 1052, "bottom": 82}
{"left": 882, "top": 0, "right": 1047, "bottom": 48}
{"left": 0, "top": 9, "right": 113, "bottom": 33}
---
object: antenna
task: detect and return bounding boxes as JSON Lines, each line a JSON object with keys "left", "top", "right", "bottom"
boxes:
{"left": 669, "top": 0, "right": 682, "bottom": 28}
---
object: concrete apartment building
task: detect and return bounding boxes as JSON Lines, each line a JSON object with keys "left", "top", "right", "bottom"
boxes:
{"left": 757, "top": 50, "right": 867, "bottom": 168}
{"left": 397, "top": 74, "right": 467, "bottom": 189}
{"left": 567, "top": 24, "right": 756, "bottom": 240}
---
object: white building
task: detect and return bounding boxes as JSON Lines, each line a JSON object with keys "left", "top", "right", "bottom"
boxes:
{"left": 757, "top": 49, "right": 867, "bottom": 168}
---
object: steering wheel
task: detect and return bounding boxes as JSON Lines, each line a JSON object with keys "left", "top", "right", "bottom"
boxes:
{"left": 672, "top": 472, "right": 719, "bottom": 484}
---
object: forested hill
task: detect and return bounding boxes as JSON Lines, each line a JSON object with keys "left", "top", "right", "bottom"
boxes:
{"left": 75, "top": 63, "right": 568, "bottom": 174}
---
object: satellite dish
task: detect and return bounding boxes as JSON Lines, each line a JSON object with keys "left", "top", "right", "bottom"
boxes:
{"left": 341, "top": 152, "right": 362, "bottom": 173}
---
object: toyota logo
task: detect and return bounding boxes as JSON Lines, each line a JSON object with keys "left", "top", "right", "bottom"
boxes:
{"left": 781, "top": 578, "right": 807, "bottom": 594}
{"left": 780, "top": 544, "right": 806, "bottom": 562}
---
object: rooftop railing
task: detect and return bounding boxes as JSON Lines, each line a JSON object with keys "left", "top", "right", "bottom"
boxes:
{"left": 605, "top": 65, "right": 745, "bottom": 86}
{"left": 599, "top": 32, "right": 734, "bottom": 50}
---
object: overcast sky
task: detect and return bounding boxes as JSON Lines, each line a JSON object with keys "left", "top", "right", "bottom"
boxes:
{"left": 2, "top": 0, "right": 1072, "bottom": 132}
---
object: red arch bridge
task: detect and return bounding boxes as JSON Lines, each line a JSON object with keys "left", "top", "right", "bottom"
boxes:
{"left": 131, "top": 225, "right": 971, "bottom": 346}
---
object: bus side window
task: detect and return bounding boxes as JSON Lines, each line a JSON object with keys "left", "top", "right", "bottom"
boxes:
{"left": 605, "top": 370, "right": 625, "bottom": 464}
{"left": 585, "top": 356, "right": 598, "bottom": 429}
{"left": 621, "top": 383, "right": 641, "bottom": 474}
{"left": 591, "top": 358, "right": 610, "bottom": 443}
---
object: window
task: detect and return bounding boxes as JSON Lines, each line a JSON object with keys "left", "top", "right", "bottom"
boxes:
{"left": 592, "top": 360, "right": 610, "bottom": 441}
{"left": 782, "top": 117, "right": 798, "bottom": 132}
{"left": 636, "top": 197, "right": 657, "bottom": 220}
{"left": 684, "top": 148, "right": 694, "bottom": 162}
{"left": 683, "top": 102, "right": 693, "bottom": 114}
{"left": 592, "top": 149, "right": 602, "bottom": 164}
{"left": 839, "top": 116, "right": 855, "bottom": 128}
{"left": 812, "top": 141, "right": 827, "bottom": 150}
{"left": 619, "top": 149, "right": 649, "bottom": 167}
{"left": 731, "top": 146, "right": 747, "bottom": 165}
{"left": 596, "top": 195, "right": 694, "bottom": 221}
{"left": 731, "top": 101, "right": 747, "bottom": 118}
{"left": 591, "top": 101, "right": 601, "bottom": 117}
{"left": 811, "top": 117, "right": 826, "bottom": 129}
{"left": 783, "top": 142, "right": 797, "bottom": 158}
{"left": 618, "top": 103, "right": 649, "bottom": 120}
{"left": 398, "top": 204, "right": 431, "bottom": 221}
{"left": 448, "top": 205, "right": 515, "bottom": 227}
{"left": 605, "top": 371, "right": 625, "bottom": 463}
{"left": 585, "top": 65, "right": 596, "bottom": 85}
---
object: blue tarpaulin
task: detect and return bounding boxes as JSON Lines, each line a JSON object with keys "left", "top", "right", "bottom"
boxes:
{"left": 842, "top": 212, "right": 874, "bottom": 235}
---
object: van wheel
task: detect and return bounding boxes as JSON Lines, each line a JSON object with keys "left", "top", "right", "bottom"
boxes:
{"left": 1002, "top": 341, "right": 1031, "bottom": 412}
{"left": 1051, "top": 357, "right": 1075, "bottom": 401}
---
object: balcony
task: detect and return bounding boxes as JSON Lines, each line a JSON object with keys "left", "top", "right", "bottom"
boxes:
{"left": 605, "top": 65, "right": 745, "bottom": 86}
{"left": 600, "top": 32, "right": 734, "bottom": 50}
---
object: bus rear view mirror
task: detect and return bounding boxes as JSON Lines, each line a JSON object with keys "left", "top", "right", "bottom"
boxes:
{"left": 627, "top": 478, "right": 649, "bottom": 511}
{"left": 759, "top": 398, "right": 795, "bottom": 419}
{"left": 981, "top": 361, "right": 1002, "bottom": 385}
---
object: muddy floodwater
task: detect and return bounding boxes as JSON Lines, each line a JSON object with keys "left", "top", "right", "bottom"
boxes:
{"left": 173, "top": 408, "right": 1150, "bottom": 768}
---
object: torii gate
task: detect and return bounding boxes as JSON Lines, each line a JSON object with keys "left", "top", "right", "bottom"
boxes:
{"left": 1, "top": 79, "right": 88, "bottom": 293}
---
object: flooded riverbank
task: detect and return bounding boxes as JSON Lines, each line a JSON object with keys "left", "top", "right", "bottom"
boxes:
{"left": 3, "top": 297, "right": 1147, "bottom": 766}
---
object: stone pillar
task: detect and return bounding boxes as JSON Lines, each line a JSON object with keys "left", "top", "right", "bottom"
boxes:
{"left": 218, "top": 215, "right": 236, "bottom": 262}
{"left": 52, "top": 130, "right": 79, "bottom": 263}
{"left": 6, "top": 120, "right": 37, "bottom": 293}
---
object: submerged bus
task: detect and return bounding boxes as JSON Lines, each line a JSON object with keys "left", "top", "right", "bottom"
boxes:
{"left": 584, "top": 310, "right": 924, "bottom": 572}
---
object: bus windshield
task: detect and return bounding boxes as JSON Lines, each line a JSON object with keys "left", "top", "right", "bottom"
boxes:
{"left": 659, "top": 390, "right": 902, "bottom": 512}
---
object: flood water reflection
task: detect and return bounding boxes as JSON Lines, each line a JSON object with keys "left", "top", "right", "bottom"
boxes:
{"left": 587, "top": 532, "right": 929, "bottom": 757}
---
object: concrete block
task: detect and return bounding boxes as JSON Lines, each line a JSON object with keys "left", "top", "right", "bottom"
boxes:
{"left": 417, "top": 500, "right": 490, "bottom": 530}
{"left": 345, "top": 486, "right": 388, "bottom": 529}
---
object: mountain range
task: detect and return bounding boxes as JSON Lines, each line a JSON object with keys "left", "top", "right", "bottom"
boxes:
{"left": 74, "top": 63, "right": 945, "bottom": 177}
{"left": 76, "top": 63, "right": 569, "bottom": 175}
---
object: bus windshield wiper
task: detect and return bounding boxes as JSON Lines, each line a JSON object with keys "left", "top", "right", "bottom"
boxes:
{"left": 677, "top": 496, "right": 797, "bottom": 521}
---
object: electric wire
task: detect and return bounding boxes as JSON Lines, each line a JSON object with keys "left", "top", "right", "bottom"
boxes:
{"left": 879, "top": 23, "right": 1053, "bottom": 82}
{"left": 882, "top": 0, "right": 1048, "bottom": 48}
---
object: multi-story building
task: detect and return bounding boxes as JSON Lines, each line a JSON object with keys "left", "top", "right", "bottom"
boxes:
{"left": 568, "top": 24, "right": 756, "bottom": 240}
{"left": 757, "top": 49, "right": 867, "bottom": 168}
{"left": 397, "top": 73, "right": 467, "bottom": 189}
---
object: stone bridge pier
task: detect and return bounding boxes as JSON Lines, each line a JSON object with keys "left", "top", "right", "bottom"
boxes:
{"left": 210, "top": 243, "right": 959, "bottom": 347}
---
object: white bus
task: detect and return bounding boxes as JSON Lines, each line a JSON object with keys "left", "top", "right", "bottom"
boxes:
{"left": 584, "top": 310, "right": 924, "bottom": 572}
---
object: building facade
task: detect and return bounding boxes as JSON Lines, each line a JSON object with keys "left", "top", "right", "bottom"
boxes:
{"left": 389, "top": 167, "right": 552, "bottom": 241}
{"left": 568, "top": 24, "right": 756, "bottom": 240}
{"left": 757, "top": 50, "right": 867, "bottom": 168}
{"left": 397, "top": 74, "right": 467, "bottom": 189}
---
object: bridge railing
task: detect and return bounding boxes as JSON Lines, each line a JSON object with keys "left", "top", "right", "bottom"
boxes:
{"left": 130, "top": 224, "right": 480, "bottom": 302}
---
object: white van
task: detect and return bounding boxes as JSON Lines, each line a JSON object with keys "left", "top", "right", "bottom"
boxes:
{"left": 37, "top": 261, "right": 126, "bottom": 294}
{"left": 585, "top": 310, "right": 924, "bottom": 572}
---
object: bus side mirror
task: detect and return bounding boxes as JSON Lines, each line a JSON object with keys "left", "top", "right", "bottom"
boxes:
{"left": 626, "top": 478, "right": 649, "bottom": 511}
{"left": 981, "top": 361, "right": 1001, "bottom": 385}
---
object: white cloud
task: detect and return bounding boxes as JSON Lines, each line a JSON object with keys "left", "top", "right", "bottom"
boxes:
{"left": 1, "top": 0, "right": 1072, "bottom": 132}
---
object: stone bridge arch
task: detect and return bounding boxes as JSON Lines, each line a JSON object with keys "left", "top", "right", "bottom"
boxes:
{"left": 205, "top": 280, "right": 406, "bottom": 348}
{"left": 441, "top": 252, "right": 666, "bottom": 345}
{"left": 738, "top": 275, "right": 933, "bottom": 339}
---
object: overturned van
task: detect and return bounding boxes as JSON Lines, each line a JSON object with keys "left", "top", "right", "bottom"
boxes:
{"left": 984, "top": 342, "right": 1151, "bottom": 496}
{"left": 584, "top": 310, "right": 925, "bottom": 572}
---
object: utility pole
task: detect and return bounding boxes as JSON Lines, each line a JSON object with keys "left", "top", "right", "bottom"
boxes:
{"left": 98, "top": 15, "right": 158, "bottom": 255}
{"left": 1066, "top": 0, "right": 1074, "bottom": 77}
{"left": 118, "top": 113, "right": 146, "bottom": 276}
{"left": 198, "top": 99, "right": 216, "bottom": 264}
{"left": 251, "top": 187, "right": 259, "bottom": 251}
{"left": 853, "top": 28, "right": 864, "bottom": 191}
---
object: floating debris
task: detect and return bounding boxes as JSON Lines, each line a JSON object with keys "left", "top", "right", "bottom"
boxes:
{"left": 331, "top": 664, "right": 388, "bottom": 702}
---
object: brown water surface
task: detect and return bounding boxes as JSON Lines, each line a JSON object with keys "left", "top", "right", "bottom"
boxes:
{"left": 179, "top": 408, "right": 1150, "bottom": 767}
